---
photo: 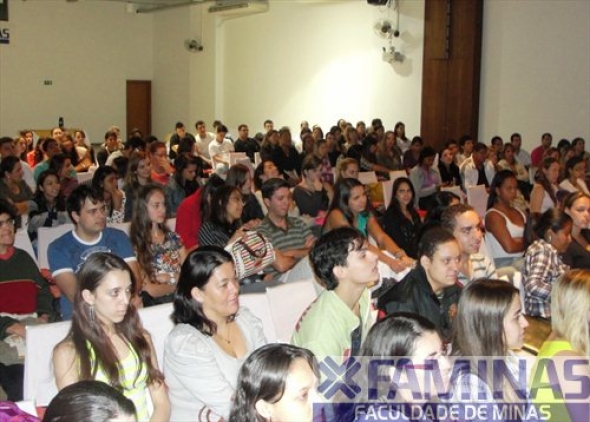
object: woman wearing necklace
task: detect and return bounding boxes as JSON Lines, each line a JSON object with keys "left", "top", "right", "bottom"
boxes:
{"left": 164, "top": 246, "right": 266, "bottom": 422}
{"left": 563, "top": 191, "right": 590, "bottom": 269}
{"left": 130, "top": 184, "right": 186, "bottom": 306}
{"left": 91, "top": 166, "right": 125, "bottom": 224}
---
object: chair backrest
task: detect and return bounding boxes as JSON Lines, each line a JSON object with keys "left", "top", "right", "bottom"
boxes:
{"left": 229, "top": 152, "right": 247, "bottom": 166}
{"left": 14, "top": 229, "right": 37, "bottom": 266}
{"left": 389, "top": 170, "right": 407, "bottom": 182}
{"left": 266, "top": 279, "right": 318, "bottom": 343}
{"left": 381, "top": 180, "right": 394, "bottom": 209}
{"left": 137, "top": 303, "right": 174, "bottom": 366}
{"left": 440, "top": 185, "right": 465, "bottom": 203}
{"left": 24, "top": 321, "right": 71, "bottom": 406}
{"left": 466, "top": 184, "right": 489, "bottom": 218}
{"left": 24, "top": 304, "right": 175, "bottom": 407}
{"left": 37, "top": 224, "right": 75, "bottom": 269}
{"left": 512, "top": 271, "right": 525, "bottom": 311}
{"left": 239, "top": 292, "right": 277, "bottom": 343}
{"left": 76, "top": 171, "right": 94, "bottom": 185}
{"left": 358, "top": 171, "right": 378, "bottom": 185}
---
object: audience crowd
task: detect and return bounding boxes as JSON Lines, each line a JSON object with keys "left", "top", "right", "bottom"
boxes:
{"left": 0, "top": 120, "right": 588, "bottom": 421}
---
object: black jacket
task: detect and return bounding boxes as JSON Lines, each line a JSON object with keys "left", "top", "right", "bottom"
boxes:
{"left": 377, "top": 266, "right": 461, "bottom": 342}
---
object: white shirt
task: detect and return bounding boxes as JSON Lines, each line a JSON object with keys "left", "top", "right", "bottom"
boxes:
{"left": 515, "top": 148, "right": 531, "bottom": 167}
{"left": 208, "top": 138, "right": 234, "bottom": 167}
{"left": 195, "top": 132, "right": 215, "bottom": 160}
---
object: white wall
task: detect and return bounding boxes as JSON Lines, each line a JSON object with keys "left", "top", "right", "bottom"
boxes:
{"left": 0, "top": 1, "right": 153, "bottom": 143}
{"left": 479, "top": 0, "right": 590, "bottom": 150}
{"left": 218, "top": 0, "right": 425, "bottom": 135}
{"left": 2, "top": 0, "right": 587, "bottom": 150}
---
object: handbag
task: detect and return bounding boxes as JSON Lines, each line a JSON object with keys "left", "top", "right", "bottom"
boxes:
{"left": 225, "top": 231, "right": 275, "bottom": 280}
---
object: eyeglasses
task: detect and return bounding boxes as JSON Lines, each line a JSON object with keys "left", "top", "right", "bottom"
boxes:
{"left": 0, "top": 218, "right": 15, "bottom": 228}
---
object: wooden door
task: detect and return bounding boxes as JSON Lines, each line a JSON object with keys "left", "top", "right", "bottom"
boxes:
{"left": 126, "top": 80, "right": 151, "bottom": 138}
{"left": 420, "top": 0, "right": 483, "bottom": 151}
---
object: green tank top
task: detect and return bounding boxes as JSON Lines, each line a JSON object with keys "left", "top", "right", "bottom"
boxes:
{"left": 531, "top": 339, "right": 576, "bottom": 422}
{"left": 88, "top": 342, "right": 151, "bottom": 421}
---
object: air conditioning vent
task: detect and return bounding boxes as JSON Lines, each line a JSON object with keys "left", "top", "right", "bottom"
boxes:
{"left": 208, "top": 0, "right": 269, "bottom": 16}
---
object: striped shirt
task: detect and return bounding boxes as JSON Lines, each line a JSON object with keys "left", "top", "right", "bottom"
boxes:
{"left": 457, "top": 253, "right": 497, "bottom": 287}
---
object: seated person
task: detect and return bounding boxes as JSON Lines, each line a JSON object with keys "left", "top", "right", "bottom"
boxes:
{"left": 485, "top": 170, "right": 528, "bottom": 269}
{"left": 323, "top": 178, "right": 414, "bottom": 274}
{"left": 523, "top": 209, "right": 571, "bottom": 320}
{"left": 96, "top": 130, "right": 120, "bottom": 167}
{"left": 336, "top": 157, "right": 360, "bottom": 181}
{"left": 149, "top": 141, "right": 174, "bottom": 186}
{"left": 226, "top": 164, "right": 263, "bottom": 225}
{"left": 0, "top": 156, "right": 33, "bottom": 217}
{"left": 28, "top": 170, "right": 69, "bottom": 245}
{"left": 381, "top": 177, "right": 422, "bottom": 259}
{"left": 563, "top": 192, "right": 590, "bottom": 269}
{"left": 0, "top": 200, "right": 56, "bottom": 400}
{"left": 377, "top": 227, "right": 461, "bottom": 342}
{"left": 209, "top": 124, "right": 234, "bottom": 170}
{"left": 130, "top": 184, "right": 186, "bottom": 306}
{"left": 52, "top": 253, "right": 169, "bottom": 421}
{"left": 175, "top": 174, "right": 225, "bottom": 251}
{"left": 257, "top": 178, "right": 314, "bottom": 279}
{"left": 441, "top": 203, "right": 496, "bottom": 286}
{"left": 291, "top": 227, "right": 377, "bottom": 361}
{"left": 91, "top": 166, "right": 125, "bottom": 224}
{"left": 164, "top": 246, "right": 266, "bottom": 421}
{"left": 460, "top": 142, "right": 496, "bottom": 189}
{"left": 167, "top": 154, "right": 200, "bottom": 216}
{"left": 409, "top": 146, "right": 443, "bottom": 210}
{"left": 293, "top": 155, "right": 332, "bottom": 218}
{"left": 48, "top": 185, "right": 140, "bottom": 320}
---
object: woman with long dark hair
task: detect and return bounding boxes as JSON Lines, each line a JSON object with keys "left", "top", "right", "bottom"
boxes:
{"left": 382, "top": 177, "right": 422, "bottom": 259}
{"left": 48, "top": 153, "right": 79, "bottom": 198}
{"left": 226, "top": 163, "right": 263, "bottom": 224}
{"left": 229, "top": 344, "right": 319, "bottom": 422}
{"left": 52, "top": 253, "right": 170, "bottom": 421}
{"left": 485, "top": 170, "right": 528, "bottom": 268}
{"left": 0, "top": 155, "right": 33, "bottom": 216}
{"left": 530, "top": 157, "right": 560, "bottom": 219}
{"left": 91, "top": 166, "right": 125, "bottom": 224}
{"left": 451, "top": 279, "right": 533, "bottom": 417}
{"left": 130, "top": 184, "right": 186, "bottom": 306}
{"left": 409, "top": 146, "right": 442, "bottom": 210}
{"left": 562, "top": 191, "right": 590, "bottom": 269}
{"left": 164, "top": 246, "right": 266, "bottom": 421}
{"left": 28, "top": 170, "right": 68, "bottom": 244}
{"left": 324, "top": 178, "right": 414, "bottom": 273}
{"left": 354, "top": 313, "right": 451, "bottom": 422}
{"left": 167, "top": 154, "right": 200, "bottom": 215}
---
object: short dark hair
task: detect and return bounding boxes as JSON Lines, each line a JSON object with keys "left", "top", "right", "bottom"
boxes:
{"left": 43, "top": 380, "right": 136, "bottom": 422}
{"left": 0, "top": 197, "right": 17, "bottom": 221}
{"left": 534, "top": 208, "right": 572, "bottom": 240}
{"left": 510, "top": 133, "right": 521, "bottom": 142}
{"left": 216, "top": 124, "right": 228, "bottom": 134}
{"left": 473, "top": 142, "right": 488, "bottom": 153}
{"left": 104, "top": 130, "right": 117, "bottom": 140}
{"left": 66, "top": 184, "right": 103, "bottom": 223}
{"left": 195, "top": 120, "right": 205, "bottom": 128}
{"left": 310, "top": 227, "right": 365, "bottom": 290}
{"left": 261, "top": 178, "right": 289, "bottom": 200}
{"left": 441, "top": 203, "right": 475, "bottom": 232}
{"left": 0, "top": 155, "right": 20, "bottom": 175}
{"left": 459, "top": 135, "right": 473, "bottom": 146}
{"left": 0, "top": 136, "right": 13, "bottom": 149}
{"left": 418, "top": 146, "right": 436, "bottom": 165}
{"left": 175, "top": 121, "right": 185, "bottom": 129}
{"left": 417, "top": 227, "right": 456, "bottom": 260}
{"left": 42, "top": 138, "right": 58, "bottom": 153}
{"left": 124, "top": 136, "right": 145, "bottom": 151}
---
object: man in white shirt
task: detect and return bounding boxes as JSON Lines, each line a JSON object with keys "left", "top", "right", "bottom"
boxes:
{"left": 208, "top": 124, "right": 234, "bottom": 169}
{"left": 511, "top": 133, "right": 531, "bottom": 168}
{"left": 460, "top": 142, "right": 496, "bottom": 189}
{"left": 441, "top": 203, "right": 496, "bottom": 286}
{"left": 194, "top": 120, "right": 215, "bottom": 164}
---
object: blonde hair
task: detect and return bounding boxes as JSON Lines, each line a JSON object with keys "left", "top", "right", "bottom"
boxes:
{"left": 552, "top": 270, "right": 590, "bottom": 357}
{"left": 337, "top": 158, "right": 358, "bottom": 177}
